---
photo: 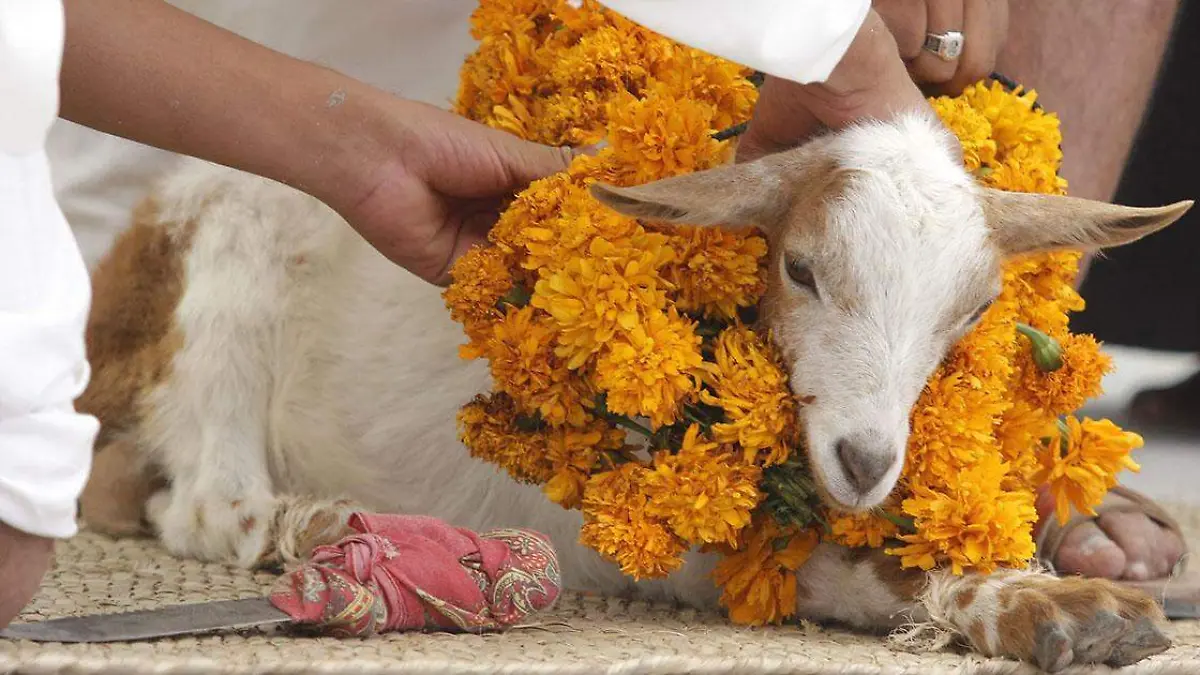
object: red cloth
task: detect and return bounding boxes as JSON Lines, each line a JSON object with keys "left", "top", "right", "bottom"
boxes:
{"left": 268, "top": 513, "right": 561, "bottom": 637}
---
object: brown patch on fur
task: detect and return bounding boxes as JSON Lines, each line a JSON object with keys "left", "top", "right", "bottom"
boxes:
{"left": 78, "top": 437, "right": 164, "bottom": 536}
{"left": 967, "top": 619, "right": 989, "bottom": 652}
{"left": 1106, "top": 581, "right": 1164, "bottom": 622}
{"left": 286, "top": 499, "right": 355, "bottom": 563}
{"left": 76, "top": 198, "right": 194, "bottom": 535}
{"left": 239, "top": 515, "right": 258, "bottom": 535}
{"left": 1039, "top": 577, "right": 1119, "bottom": 623}
{"left": 77, "top": 198, "right": 193, "bottom": 441}
{"left": 956, "top": 585, "right": 977, "bottom": 611}
{"left": 297, "top": 510, "right": 340, "bottom": 548}
{"left": 778, "top": 157, "right": 850, "bottom": 241}
{"left": 996, "top": 589, "right": 1060, "bottom": 662}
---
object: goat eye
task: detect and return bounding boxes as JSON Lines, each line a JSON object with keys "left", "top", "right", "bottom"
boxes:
{"left": 785, "top": 259, "right": 817, "bottom": 291}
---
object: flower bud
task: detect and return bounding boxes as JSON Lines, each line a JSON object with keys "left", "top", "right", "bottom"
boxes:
{"left": 1017, "top": 323, "right": 1063, "bottom": 372}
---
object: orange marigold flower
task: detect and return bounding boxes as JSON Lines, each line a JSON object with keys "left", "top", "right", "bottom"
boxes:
{"left": 546, "top": 26, "right": 651, "bottom": 106}
{"left": 660, "top": 225, "right": 767, "bottom": 320}
{"left": 701, "top": 324, "right": 799, "bottom": 466}
{"left": 642, "top": 425, "right": 762, "bottom": 546}
{"left": 522, "top": 193, "right": 646, "bottom": 273}
{"left": 712, "top": 516, "right": 820, "bottom": 626}
{"left": 1017, "top": 333, "right": 1112, "bottom": 416}
{"left": 593, "top": 307, "right": 706, "bottom": 428}
{"left": 828, "top": 510, "right": 901, "bottom": 549}
{"left": 478, "top": 305, "right": 594, "bottom": 426}
{"left": 580, "top": 463, "right": 687, "bottom": 579}
{"left": 532, "top": 236, "right": 675, "bottom": 369}
{"left": 1034, "top": 416, "right": 1143, "bottom": 526}
{"left": 443, "top": 245, "right": 513, "bottom": 347}
{"left": 891, "top": 453, "right": 1037, "bottom": 575}
{"left": 606, "top": 88, "right": 731, "bottom": 184}
{"left": 997, "top": 398, "right": 1056, "bottom": 491}
{"left": 543, "top": 423, "right": 628, "bottom": 509}
{"left": 456, "top": 393, "right": 555, "bottom": 484}
{"left": 930, "top": 95, "right": 997, "bottom": 174}
{"left": 459, "top": 392, "right": 625, "bottom": 506}
{"left": 645, "top": 45, "right": 758, "bottom": 130}
{"left": 489, "top": 172, "right": 579, "bottom": 254}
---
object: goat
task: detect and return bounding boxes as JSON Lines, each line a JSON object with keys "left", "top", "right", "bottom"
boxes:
{"left": 78, "top": 111, "right": 1190, "bottom": 671}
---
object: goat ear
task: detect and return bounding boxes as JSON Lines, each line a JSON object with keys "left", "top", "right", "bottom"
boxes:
{"left": 981, "top": 187, "right": 1193, "bottom": 256}
{"left": 589, "top": 161, "right": 787, "bottom": 229}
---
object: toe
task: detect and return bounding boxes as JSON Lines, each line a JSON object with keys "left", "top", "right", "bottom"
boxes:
{"left": 1055, "top": 521, "right": 1127, "bottom": 579}
{"left": 1099, "top": 511, "right": 1184, "bottom": 580}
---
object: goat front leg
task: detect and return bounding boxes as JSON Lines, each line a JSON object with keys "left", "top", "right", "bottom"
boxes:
{"left": 925, "top": 567, "right": 1171, "bottom": 672}
{"left": 137, "top": 213, "right": 361, "bottom": 568}
{"left": 794, "top": 544, "right": 929, "bottom": 631}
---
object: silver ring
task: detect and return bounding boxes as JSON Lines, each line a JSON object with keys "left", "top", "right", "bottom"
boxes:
{"left": 922, "top": 31, "right": 965, "bottom": 61}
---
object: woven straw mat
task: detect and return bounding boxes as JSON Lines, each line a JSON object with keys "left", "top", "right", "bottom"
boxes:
{"left": 6, "top": 506, "right": 1200, "bottom": 675}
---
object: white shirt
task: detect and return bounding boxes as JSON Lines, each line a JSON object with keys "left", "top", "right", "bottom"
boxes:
{"left": 0, "top": 0, "right": 98, "bottom": 539}
{"left": 597, "top": 0, "right": 870, "bottom": 84}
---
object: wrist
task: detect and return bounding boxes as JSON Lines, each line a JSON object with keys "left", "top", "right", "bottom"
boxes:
{"left": 803, "top": 10, "right": 928, "bottom": 126}
{"left": 249, "top": 66, "right": 412, "bottom": 217}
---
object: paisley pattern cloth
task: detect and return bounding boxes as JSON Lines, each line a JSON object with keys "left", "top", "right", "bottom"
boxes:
{"left": 268, "top": 513, "right": 561, "bottom": 637}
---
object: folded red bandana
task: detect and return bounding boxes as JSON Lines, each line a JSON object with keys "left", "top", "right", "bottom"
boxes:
{"left": 268, "top": 513, "right": 561, "bottom": 636}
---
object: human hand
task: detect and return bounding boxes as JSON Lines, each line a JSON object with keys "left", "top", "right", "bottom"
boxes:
{"left": 873, "top": 0, "right": 1009, "bottom": 95}
{"left": 322, "top": 99, "right": 576, "bottom": 286}
{"left": 738, "top": 10, "right": 930, "bottom": 162}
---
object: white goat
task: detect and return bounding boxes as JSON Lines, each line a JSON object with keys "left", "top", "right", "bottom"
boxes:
{"left": 78, "top": 111, "right": 1190, "bottom": 671}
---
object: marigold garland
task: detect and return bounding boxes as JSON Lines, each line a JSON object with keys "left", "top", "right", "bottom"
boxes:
{"left": 448, "top": 0, "right": 1143, "bottom": 627}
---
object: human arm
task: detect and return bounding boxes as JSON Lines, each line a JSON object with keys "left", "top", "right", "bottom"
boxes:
{"left": 60, "top": 0, "right": 574, "bottom": 285}
{"left": 996, "top": 0, "right": 1178, "bottom": 204}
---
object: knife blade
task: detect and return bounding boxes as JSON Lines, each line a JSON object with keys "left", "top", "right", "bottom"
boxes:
{"left": 1163, "top": 598, "right": 1200, "bottom": 621}
{"left": 0, "top": 597, "right": 292, "bottom": 643}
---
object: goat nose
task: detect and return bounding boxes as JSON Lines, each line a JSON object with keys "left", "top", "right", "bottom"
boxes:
{"left": 836, "top": 437, "right": 896, "bottom": 495}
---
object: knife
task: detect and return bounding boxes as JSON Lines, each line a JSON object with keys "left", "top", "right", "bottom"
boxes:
{"left": 4, "top": 595, "right": 1198, "bottom": 643}
{"left": 0, "top": 598, "right": 292, "bottom": 643}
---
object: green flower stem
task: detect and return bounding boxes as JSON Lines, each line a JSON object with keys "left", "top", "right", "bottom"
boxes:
{"left": 609, "top": 414, "right": 654, "bottom": 439}
{"left": 878, "top": 510, "right": 917, "bottom": 535}
{"left": 1016, "top": 323, "right": 1064, "bottom": 372}
{"left": 497, "top": 285, "right": 532, "bottom": 309}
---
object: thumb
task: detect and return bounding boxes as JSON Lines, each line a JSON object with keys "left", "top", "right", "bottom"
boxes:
{"left": 491, "top": 133, "right": 579, "bottom": 188}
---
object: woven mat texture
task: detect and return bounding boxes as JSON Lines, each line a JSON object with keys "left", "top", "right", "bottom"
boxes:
{"left": 5, "top": 506, "right": 1200, "bottom": 674}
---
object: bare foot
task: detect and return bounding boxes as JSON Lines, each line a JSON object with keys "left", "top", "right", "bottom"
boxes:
{"left": 1036, "top": 486, "right": 1186, "bottom": 581}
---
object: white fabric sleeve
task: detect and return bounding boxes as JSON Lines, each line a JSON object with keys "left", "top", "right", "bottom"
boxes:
{"left": 0, "top": 0, "right": 99, "bottom": 539}
{"left": 596, "top": 0, "right": 871, "bottom": 84}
